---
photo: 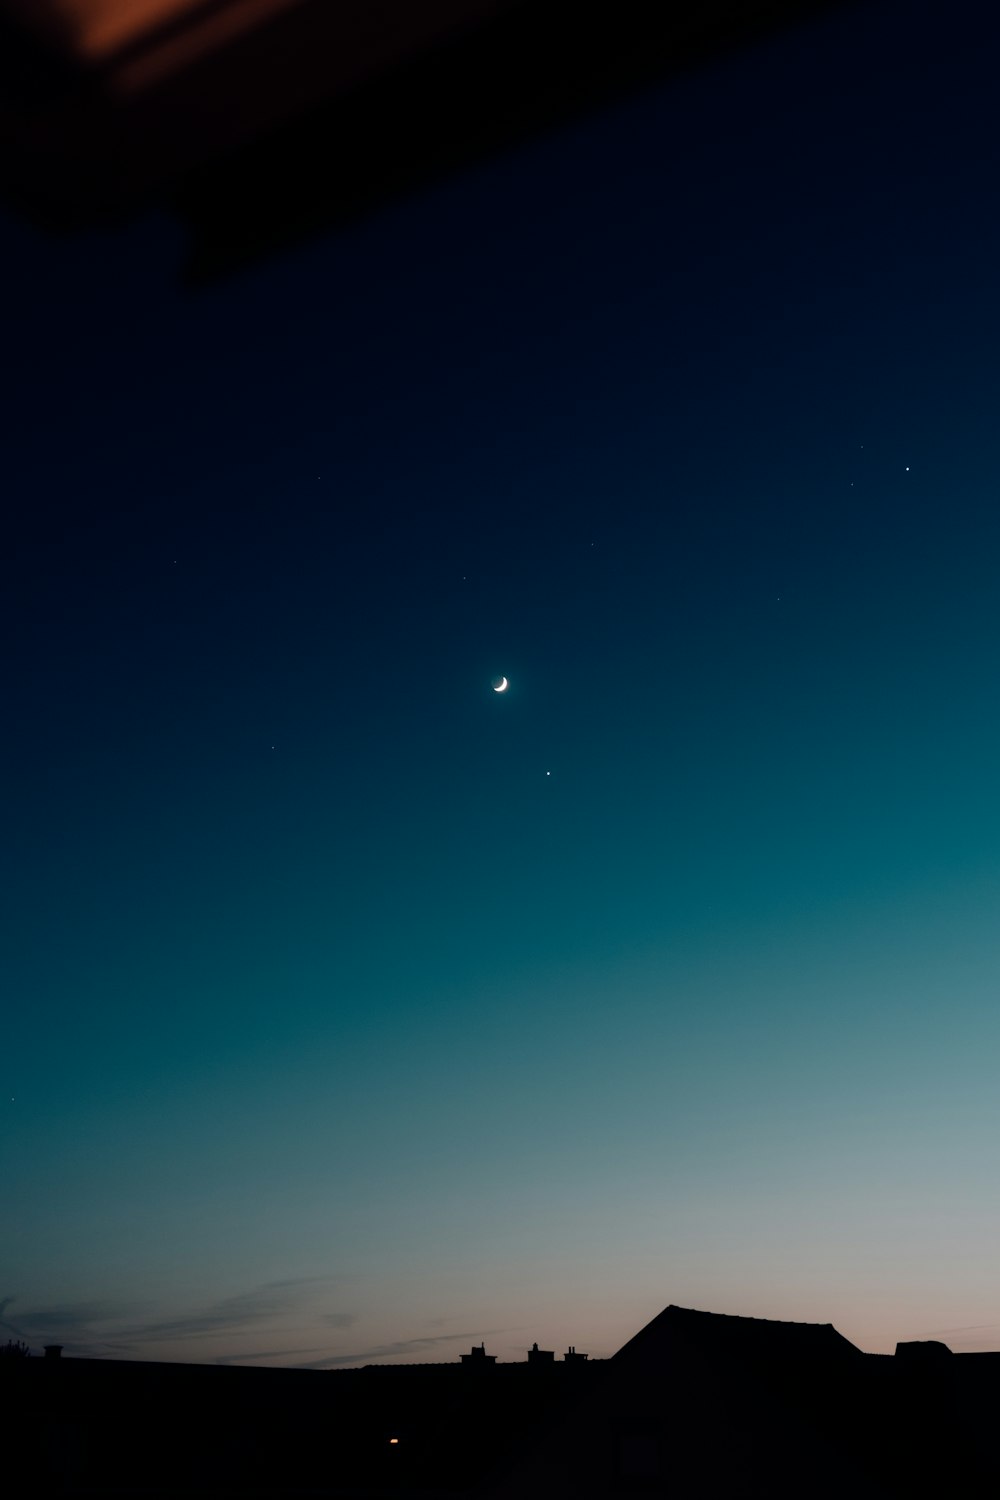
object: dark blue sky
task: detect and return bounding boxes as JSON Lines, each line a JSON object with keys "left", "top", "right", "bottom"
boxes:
{"left": 5, "top": 0, "right": 1000, "bottom": 1363}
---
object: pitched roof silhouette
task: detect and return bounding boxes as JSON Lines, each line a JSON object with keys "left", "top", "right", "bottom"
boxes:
{"left": 613, "top": 1303, "right": 863, "bottom": 1368}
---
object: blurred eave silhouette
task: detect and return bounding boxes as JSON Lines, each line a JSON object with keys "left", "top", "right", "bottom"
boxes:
{"left": 0, "top": 0, "right": 855, "bottom": 280}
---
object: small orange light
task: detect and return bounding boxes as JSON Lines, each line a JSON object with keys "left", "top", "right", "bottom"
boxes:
{"left": 389, "top": 1438, "right": 399, "bottom": 1445}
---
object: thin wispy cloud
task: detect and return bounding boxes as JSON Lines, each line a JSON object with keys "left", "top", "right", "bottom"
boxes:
{"left": 120, "top": 1280, "right": 348, "bottom": 1341}
{"left": 1, "top": 1296, "right": 146, "bottom": 1355}
{"left": 4, "top": 1301, "right": 125, "bottom": 1336}
{"left": 322, "top": 1312, "right": 357, "bottom": 1330}
{"left": 4, "top": 1278, "right": 356, "bottom": 1360}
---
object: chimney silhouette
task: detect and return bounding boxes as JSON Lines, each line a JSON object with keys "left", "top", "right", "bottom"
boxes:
{"left": 461, "top": 1343, "right": 496, "bottom": 1367}
{"left": 527, "top": 1341, "right": 554, "bottom": 1365}
{"left": 44, "top": 1345, "right": 63, "bottom": 1360}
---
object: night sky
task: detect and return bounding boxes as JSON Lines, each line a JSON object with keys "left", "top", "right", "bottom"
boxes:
{"left": 5, "top": 0, "right": 1000, "bottom": 1365}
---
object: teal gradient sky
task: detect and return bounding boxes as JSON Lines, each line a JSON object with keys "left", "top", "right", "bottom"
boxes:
{"left": 5, "top": 0, "right": 1000, "bottom": 1363}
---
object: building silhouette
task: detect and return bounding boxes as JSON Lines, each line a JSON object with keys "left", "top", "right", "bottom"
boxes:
{"left": 460, "top": 1341, "right": 497, "bottom": 1367}
{"left": 4, "top": 1303, "right": 1000, "bottom": 1495}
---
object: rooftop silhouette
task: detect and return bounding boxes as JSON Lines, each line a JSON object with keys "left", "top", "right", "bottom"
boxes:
{"left": 4, "top": 1302, "right": 999, "bottom": 1495}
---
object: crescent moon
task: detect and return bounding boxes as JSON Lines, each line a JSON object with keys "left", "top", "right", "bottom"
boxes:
{"left": 493, "top": 676, "right": 509, "bottom": 693}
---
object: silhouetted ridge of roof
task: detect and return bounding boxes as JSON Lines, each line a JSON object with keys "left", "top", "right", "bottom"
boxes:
{"left": 614, "top": 1304, "right": 862, "bottom": 1365}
